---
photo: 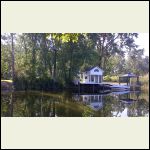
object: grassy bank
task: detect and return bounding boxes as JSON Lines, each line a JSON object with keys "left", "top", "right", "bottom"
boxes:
{"left": 140, "top": 74, "right": 149, "bottom": 92}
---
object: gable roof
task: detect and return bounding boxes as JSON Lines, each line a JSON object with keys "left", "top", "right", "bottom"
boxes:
{"left": 84, "top": 66, "right": 104, "bottom": 72}
{"left": 84, "top": 66, "right": 96, "bottom": 72}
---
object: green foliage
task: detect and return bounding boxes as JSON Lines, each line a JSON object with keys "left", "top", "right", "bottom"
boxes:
{"left": 59, "top": 33, "right": 80, "bottom": 43}
{"left": 1, "top": 33, "right": 149, "bottom": 91}
{"left": 103, "top": 75, "right": 112, "bottom": 81}
{"left": 111, "top": 76, "right": 118, "bottom": 82}
{"left": 103, "top": 75, "right": 119, "bottom": 82}
{"left": 1, "top": 39, "right": 12, "bottom": 79}
{"left": 125, "top": 49, "right": 149, "bottom": 75}
{"left": 14, "top": 75, "right": 63, "bottom": 91}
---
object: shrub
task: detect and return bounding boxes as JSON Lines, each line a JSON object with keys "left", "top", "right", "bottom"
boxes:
{"left": 111, "top": 76, "right": 119, "bottom": 82}
{"left": 103, "top": 75, "right": 119, "bottom": 82}
{"left": 103, "top": 75, "right": 111, "bottom": 81}
{"left": 14, "top": 75, "right": 63, "bottom": 91}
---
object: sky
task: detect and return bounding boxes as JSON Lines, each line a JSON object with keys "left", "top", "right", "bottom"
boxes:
{"left": 134, "top": 33, "right": 149, "bottom": 56}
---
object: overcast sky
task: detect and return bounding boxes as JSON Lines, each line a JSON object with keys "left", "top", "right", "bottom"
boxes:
{"left": 135, "top": 33, "right": 149, "bottom": 56}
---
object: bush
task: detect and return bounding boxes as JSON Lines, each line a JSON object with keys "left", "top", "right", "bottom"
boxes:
{"left": 111, "top": 76, "right": 118, "bottom": 82}
{"left": 103, "top": 75, "right": 118, "bottom": 82}
{"left": 103, "top": 75, "right": 111, "bottom": 81}
{"left": 14, "top": 76, "right": 63, "bottom": 91}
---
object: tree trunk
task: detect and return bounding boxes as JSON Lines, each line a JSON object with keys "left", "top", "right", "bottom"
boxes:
{"left": 53, "top": 49, "right": 57, "bottom": 81}
{"left": 31, "top": 34, "right": 36, "bottom": 79}
{"left": 68, "top": 41, "right": 73, "bottom": 81}
{"left": 42, "top": 34, "right": 47, "bottom": 70}
{"left": 11, "top": 33, "right": 15, "bottom": 89}
{"left": 52, "top": 49, "right": 57, "bottom": 90}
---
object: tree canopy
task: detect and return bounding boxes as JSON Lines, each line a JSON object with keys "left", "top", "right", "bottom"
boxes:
{"left": 1, "top": 33, "right": 149, "bottom": 90}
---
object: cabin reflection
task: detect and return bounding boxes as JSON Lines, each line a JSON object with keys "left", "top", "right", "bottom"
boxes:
{"left": 73, "top": 94, "right": 103, "bottom": 111}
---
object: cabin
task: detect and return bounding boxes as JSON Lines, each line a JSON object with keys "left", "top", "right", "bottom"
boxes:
{"left": 78, "top": 66, "right": 104, "bottom": 84}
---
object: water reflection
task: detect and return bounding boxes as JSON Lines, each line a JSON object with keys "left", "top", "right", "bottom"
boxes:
{"left": 1, "top": 91, "right": 149, "bottom": 117}
{"left": 73, "top": 94, "right": 103, "bottom": 111}
{"left": 73, "top": 91, "right": 149, "bottom": 117}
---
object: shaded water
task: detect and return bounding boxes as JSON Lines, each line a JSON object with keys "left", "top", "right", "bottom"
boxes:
{"left": 1, "top": 90, "right": 149, "bottom": 117}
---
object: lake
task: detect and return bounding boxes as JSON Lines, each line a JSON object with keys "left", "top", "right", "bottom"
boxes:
{"left": 1, "top": 90, "right": 149, "bottom": 117}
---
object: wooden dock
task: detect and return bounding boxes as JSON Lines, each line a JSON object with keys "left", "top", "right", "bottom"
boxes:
{"left": 105, "top": 83, "right": 141, "bottom": 91}
{"left": 73, "top": 82, "right": 141, "bottom": 94}
{"left": 73, "top": 83, "right": 111, "bottom": 94}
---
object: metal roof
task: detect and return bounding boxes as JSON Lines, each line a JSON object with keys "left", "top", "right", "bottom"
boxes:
{"left": 120, "top": 73, "right": 138, "bottom": 77}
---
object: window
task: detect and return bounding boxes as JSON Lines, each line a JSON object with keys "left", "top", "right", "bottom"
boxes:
{"left": 95, "top": 75, "right": 98, "bottom": 83}
{"left": 99, "top": 75, "right": 102, "bottom": 83}
{"left": 94, "top": 69, "right": 99, "bottom": 72}
{"left": 91, "top": 75, "right": 94, "bottom": 82}
{"left": 85, "top": 76, "right": 87, "bottom": 79}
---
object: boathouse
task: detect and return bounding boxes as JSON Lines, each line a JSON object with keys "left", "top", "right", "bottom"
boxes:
{"left": 118, "top": 72, "right": 141, "bottom": 91}
{"left": 79, "top": 66, "right": 104, "bottom": 84}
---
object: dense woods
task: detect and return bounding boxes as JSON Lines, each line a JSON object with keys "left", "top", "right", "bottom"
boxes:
{"left": 1, "top": 33, "right": 149, "bottom": 90}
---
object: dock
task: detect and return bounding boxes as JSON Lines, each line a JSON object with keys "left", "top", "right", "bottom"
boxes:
{"left": 73, "top": 82, "right": 141, "bottom": 94}
{"left": 73, "top": 83, "right": 111, "bottom": 94}
{"left": 103, "top": 82, "right": 141, "bottom": 91}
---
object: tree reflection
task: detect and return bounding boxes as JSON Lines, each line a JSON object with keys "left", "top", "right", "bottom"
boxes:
{"left": 1, "top": 91, "right": 149, "bottom": 117}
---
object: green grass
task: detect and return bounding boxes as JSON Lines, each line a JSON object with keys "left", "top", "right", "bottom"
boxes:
{"left": 140, "top": 74, "right": 149, "bottom": 92}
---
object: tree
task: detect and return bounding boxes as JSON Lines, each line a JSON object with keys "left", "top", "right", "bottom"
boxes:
{"left": 125, "top": 48, "right": 146, "bottom": 74}
{"left": 88, "top": 33, "right": 139, "bottom": 70}
{"left": 10, "top": 33, "right": 15, "bottom": 87}
{"left": 106, "top": 54, "right": 126, "bottom": 75}
{"left": 1, "top": 34, "right": 13, "bottom": 79}
{"left": 1, "top": 33, "right": 148, "bottom": 90}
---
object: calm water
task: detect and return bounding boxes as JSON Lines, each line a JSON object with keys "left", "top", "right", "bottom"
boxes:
{"left": 1, "top": 90, "right": 149, "bottom": 117}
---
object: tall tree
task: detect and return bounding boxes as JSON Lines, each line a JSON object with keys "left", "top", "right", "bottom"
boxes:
{"left": 88, "top": 33, "right": 138, "bottom": 70}
{"left": 10, "top": 33, "right": 15, "bottom": 88}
